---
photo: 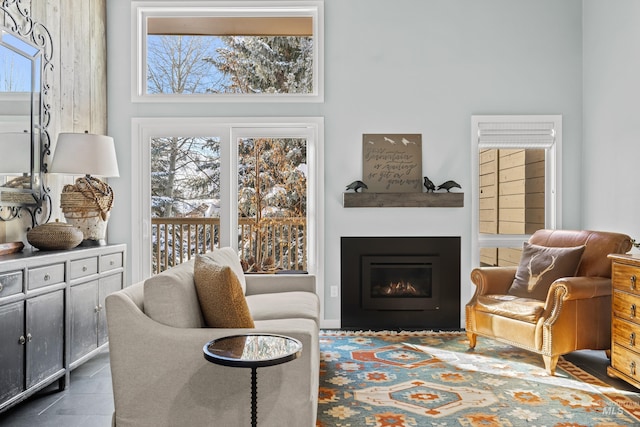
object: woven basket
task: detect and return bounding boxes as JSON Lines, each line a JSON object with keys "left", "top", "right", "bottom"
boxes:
{"left": 60, "top": 189, "right": 111, "bottom": 220}
{"left": 27, "top": 220, "right": 83, "bottom": 251}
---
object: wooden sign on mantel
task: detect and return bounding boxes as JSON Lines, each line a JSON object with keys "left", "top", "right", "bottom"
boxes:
{"left": 362, "top": 134, "right": 422, "bottom": 192}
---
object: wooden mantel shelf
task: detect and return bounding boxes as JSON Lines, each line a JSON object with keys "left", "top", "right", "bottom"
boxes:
{"left": 343, "top": 192, "right": 464, "bottom": 208}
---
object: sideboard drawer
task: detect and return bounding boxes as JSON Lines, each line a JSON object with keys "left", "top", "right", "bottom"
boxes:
{"left": 70, "top": 257, "right": 98, "bottom": 280}
{"left": 613, "top": 317, "right": 640, "bottom": 352}
{"left": 100, "top": 252, "right": 123, "bottom": 272}
{"left": 611, "top": 343, "right": 640, "bottom": 383}
{"left": 612, "top": 263, "right": 640, "bottom": 296}
{"left": 28, "top": 263, "right": 65, "bottom": 290}
{"left": 612, "top": 291, "right": 640, "bottom": 325}
{"left": 0, "top": 270, "right": 23, "bottom": 298}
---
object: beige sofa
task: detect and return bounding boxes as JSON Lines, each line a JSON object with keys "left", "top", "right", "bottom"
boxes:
{"left": 106, "top": 249, "right": 320, "bottom": 427}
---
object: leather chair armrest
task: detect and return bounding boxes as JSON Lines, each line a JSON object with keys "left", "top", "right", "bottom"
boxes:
{"left": 546, "top": 276, "right": 612, "bottom": 302}
{"left": 470, "top": 267, "right": 517, "bottom": 295}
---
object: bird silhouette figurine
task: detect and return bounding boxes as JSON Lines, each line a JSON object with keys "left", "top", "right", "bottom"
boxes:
{"left": 423, "top": 177, "right": 436, "bottom": 192}
{"left": 345, "top": 180, "right": 368, "bottom": 193}
{"left": 437, "top": 180, "right": 461, "bottom": 192}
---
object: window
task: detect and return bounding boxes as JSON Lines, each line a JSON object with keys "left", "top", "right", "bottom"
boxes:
{"left": 132, "top": 1, "right": 324, "bottom": 102}
{"left": 131, "top": 117, "right": 323, "bottom": 282}
{"left": 236, "top": 135, "right": 308, "bottom": 271}
{"left": 471, "top": 115, "right": 562, "bottom": 268}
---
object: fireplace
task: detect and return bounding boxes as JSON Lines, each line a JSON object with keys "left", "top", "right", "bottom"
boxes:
{"left": 361, "top": 255, "right": 439, "bottom": 310}
{"left": 341, "top": 236, "right": 460, "bottom": 329}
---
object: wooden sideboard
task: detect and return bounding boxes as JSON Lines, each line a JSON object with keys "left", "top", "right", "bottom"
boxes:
{"left": 608, "top": 253, "right": 640, "bottom": 388}
{"left": 0, "top": 244, "right": 126, "bottom": 413}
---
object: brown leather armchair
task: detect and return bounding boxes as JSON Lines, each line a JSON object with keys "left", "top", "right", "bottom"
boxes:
{"left": 466, "top": 229, "right": 632, "bottom": 375}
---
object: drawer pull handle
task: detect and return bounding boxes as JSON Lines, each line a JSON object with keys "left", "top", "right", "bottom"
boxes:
{"left": 44, "top": 274, "right": 50, "bottom": 281}
{"left": 19, "top": 335, "right": 25, "bottom": 345}
{"left": 631, "top": 304, "right": 637, "bottom": 319}
{"left": 631, "top": 332, "right": 636, "bottom": 347}
{"left": 631, "top": 361, "right": 637, "bottom": 376}
{"left": 26, "top": 333, "right": 32, "bottom": 342}
{"left": 82, "top": 266, "right": 87, "bottom": 272}
{"left": 0, "top": 283, "right": 3, "bottom": 292}
{"left": 632, "top": 275, "right": 637, "bottom": 290}
{"left": 110, "top": 260, "right": 115, "bottom": 266}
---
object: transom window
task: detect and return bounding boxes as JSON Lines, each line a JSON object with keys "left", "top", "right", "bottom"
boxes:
{"left": 132, "top": 1, "right": 324, "bottom": 102}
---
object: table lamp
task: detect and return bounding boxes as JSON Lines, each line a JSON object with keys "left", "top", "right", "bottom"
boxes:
{"left": 50, "top": 132, "right": 119, "bottom": 245}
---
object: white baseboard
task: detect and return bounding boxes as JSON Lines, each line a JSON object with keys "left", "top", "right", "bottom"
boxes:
{"left": 320, "top": 318, "right": 340, "bottom": 329}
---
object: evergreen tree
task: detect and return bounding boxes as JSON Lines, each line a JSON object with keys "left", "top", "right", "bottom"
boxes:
{"left": 151, "top": 137, "right": 220, "bottom": 218}
{"left": 206, "top": 36, "right": 313, "bottom": 94}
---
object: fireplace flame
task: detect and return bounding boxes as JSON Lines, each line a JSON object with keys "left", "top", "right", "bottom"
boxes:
{"left": 381, "top": 280, "right": 419, "bottom": 296}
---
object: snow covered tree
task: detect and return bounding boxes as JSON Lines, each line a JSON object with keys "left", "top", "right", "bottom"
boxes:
{"left": 206, "top": 36, "right": 313, "bottom": 94}
{"left": 238, "top": 137, "right": 307, "bottom": 269}
{"left": 151, "top": 137, "right": 220, "bottom": 218}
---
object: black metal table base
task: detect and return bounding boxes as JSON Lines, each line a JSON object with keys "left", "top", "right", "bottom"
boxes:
{"left": 203, "top": 334, "right": 303, "bottom": 427}
{"left": 251, "top": 367, "right": 257, "bottom": 427}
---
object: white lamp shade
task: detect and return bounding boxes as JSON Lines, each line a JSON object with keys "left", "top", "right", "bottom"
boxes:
{"left": 51, "top": 133, "right": 120, "bottom": 177}
{"left": 0, "top": 132, "right": 31, "bottom": 174}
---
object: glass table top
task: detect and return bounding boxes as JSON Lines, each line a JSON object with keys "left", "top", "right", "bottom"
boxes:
{"left": 203, "top": 334, "right": 302, "bottom": 368}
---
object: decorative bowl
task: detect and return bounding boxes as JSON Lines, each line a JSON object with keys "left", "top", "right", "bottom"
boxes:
{"left": 27, "top": 220, "right": 83, "bottom": 251}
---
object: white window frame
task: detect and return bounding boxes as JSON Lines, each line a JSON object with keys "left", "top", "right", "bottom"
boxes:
{"left": 470, "top": 115, "right": 563, "bottom": 268}
{"left": 131, "top": 1, "right": 324, "bottom": 103}
{"left": 130, "top": 116, "right": 324, "bottom": 285}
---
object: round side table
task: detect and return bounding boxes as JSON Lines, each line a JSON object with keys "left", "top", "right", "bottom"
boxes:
{"left": 203, "top": 333, "right": 302, "bottom": 427}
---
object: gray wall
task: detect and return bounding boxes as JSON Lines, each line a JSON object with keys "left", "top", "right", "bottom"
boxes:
{"left": 106, "top": 0, "right": 584, "bottom": 326}
{"left": 582, "top": 0, "right": 640, "bottom": 241}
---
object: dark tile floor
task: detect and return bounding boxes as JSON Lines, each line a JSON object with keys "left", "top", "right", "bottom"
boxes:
{"left": 0, "top": 348, "right": 114, "bottom": 427}
{"left": 0, "top": 346, "right": 638, "bottom": 426}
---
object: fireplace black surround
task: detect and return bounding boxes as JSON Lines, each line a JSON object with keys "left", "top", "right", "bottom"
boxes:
{"left": 341, "top": 236, "right": 461, "bottom": 330}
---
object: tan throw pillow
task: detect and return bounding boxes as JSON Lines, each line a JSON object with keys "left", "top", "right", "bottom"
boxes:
{"left": 203, "top": 247, "right": 247, "bottom": 294}
{"left": 193, "top": 255, "right": 255, "bottom": 328}
{"left": 508, "top": 242, "right": 586, "bottom": 301}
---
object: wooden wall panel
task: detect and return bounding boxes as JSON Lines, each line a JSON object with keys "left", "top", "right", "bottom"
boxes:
{"left": 1, "top": 1, "right": 107, "bottom": 242}
{"left": 479, "top": 149, "right": 497, "bottom": 235}
{"left": 477, "top": 147, "right": 545, "bottom": 265}
{"left": 479, "top": 148, "right": 546, "bottom": 239}
{"left": 479, "top": 247, "right": 497, "bottom": 266}
{"left": 498, "top": 247, "right": 521, "bottom": 267}
{"left": 31, "top": 0, "right": 107, "bottom": 146}
{"left": 525, "top": 150, "right": 545, "bottom": 234}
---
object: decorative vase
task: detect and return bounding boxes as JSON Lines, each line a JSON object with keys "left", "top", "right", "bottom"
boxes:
{"left": 60, "top": 180, "right": 114, "bottom": 245}
{"left": 27, "top": 220, "right": 84, "bottom": 251}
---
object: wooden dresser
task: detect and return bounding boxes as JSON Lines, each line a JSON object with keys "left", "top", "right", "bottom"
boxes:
{"left": 0, "top": 244, "right": 126, "bottom": 413}
{"left": 608, "top": 253, "right": 640, "bottom": 388}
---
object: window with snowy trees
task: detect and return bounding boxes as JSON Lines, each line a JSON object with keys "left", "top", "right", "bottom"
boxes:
{"left": 150, "top": 133, "right": 310, "bottom": 274}
{"left": 134, "top": 1, "right": 324, "bottom": 101}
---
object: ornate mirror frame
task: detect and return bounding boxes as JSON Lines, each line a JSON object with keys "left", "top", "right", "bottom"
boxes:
{"left": 0, "top": 1, "right": 52, "bottom": 227}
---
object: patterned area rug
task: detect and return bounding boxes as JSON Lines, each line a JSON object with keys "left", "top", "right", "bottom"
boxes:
{"left": 316, "top": 331, "right": 640, "bottom": 427}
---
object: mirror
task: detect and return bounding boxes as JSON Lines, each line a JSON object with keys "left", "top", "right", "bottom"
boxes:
{"left": 0, "top": 4, "right": 52, "bottom": 226}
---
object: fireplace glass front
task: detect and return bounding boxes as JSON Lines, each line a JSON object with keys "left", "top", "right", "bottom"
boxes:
{"left": 362, "top": 256, "right": 440, "bottom": 310}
